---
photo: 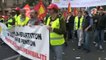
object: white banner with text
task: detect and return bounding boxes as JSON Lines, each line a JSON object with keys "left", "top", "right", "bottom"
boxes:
{"left": 0, "top": 23, "right": 49, "bottom": 60}
{"left": 52, "top": 0, "right": 106, "bottom": 8}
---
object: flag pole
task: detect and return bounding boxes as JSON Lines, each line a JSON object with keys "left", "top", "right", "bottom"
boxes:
{"left": 68, "top": 0, "right": 71, "bottom": 13}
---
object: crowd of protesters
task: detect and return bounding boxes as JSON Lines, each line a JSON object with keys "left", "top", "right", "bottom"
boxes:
{"left": 0, "top": 4, "right": 106, "bottom": 60}
{"left": 65, "top": 6, "right": 106, "bottom": 52}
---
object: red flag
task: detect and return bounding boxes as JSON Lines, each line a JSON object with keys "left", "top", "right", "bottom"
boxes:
{"left": 68, "top": 2, "right": 71, "bottom": 13}
{"left": 24, "top": 4, "right": 31, "bottom": 18}
{"left": 34, "top": 0, "right": 46, "bottom": 20}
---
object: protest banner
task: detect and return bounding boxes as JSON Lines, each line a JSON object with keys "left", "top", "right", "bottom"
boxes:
{"left": 0, "top": 23, "right": 49, "bottom": 60}
{"left": 52, "top": 0, "right": 106, "bottom": 8}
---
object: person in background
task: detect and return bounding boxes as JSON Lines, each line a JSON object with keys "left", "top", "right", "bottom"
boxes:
{"left": 66, "top": 12, "right": 75, "bottom": 40}
{"left": 74, "top": 11, "right": 84, "bottom": 49}
{"left": 15, "top": 9, "right": 30, "bottom": 26}
{"left": 95, "top": 7, "right": 106, "bottom": 50}
{"left": 14, "top": 7, "right": 21, "bottom": 25}
{"left": 91, "top": 8, "right": 99, "bottom": 47}
{"left": 45, "top": 3, "right": 66, "bottom": 60}
{"left": 83, "top": 11, "right": 93, "bottom": 53}
{"left": 14, "top": 8, "right": 31, "bottom": 60}
{"left": 5, "top": 9, "right": 16, "bottom": 29}
{"left": 14, "top": 7, "right": 20, "bottom": 18}
{"left": 28, "top": 9, "right": 42, "bottom": 26}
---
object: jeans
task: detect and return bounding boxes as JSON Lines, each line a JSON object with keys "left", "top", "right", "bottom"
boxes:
{"left": 77, "top": 30, "right": 84, "bottom": 46}
{"left": 93, "top": 30, "right": 98, "bottom": 43}
{"left": 94, "top": 30, "right": 104, "bottom": 46}
{"left": 98, "top": 30, "right": 104, "bottom": 46}
{"left": 50, "top": 45, "right": 63, "bottom": 60}
{"left": 83, "top": 31, "right": 91, "bottom": 50}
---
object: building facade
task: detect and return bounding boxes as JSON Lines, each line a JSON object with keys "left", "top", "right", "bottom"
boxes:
{"left": 0, "top": 0, "right": 25, "bottom": 10}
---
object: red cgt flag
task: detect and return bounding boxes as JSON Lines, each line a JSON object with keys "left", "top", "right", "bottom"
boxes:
{"left": 68, "top": 2, "right": 71, "bottom": 13}
{"left": 24, "top": 4, "right": 31, "bottom": 18}
{"left": 34, "top": 0, "right": 46, "bottom": 20}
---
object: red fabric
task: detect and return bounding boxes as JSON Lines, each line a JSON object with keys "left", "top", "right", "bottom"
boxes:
{"left": 47, "top": 3, "right": 59, "bottom": 10}
{"left": 24, "top": 4, "right": 31, "bottom": 18}
{"left": 2, "top": 15, "right": 8, "bottom": 20}
{"left": 34, "top": 0, "right": 46, "bottom": 20}
{"left": 15, "top": 7, "right": 20, "bottom": 11}
{"left": 68, "top": 2, "right": 71, "bottom": 13}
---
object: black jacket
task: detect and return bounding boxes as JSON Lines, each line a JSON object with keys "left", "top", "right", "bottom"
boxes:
{"left": 97, "top": 13, "right": 106, "bottom": 30}
{"left": 92, "top": 14, "right": 99, "bottom": 30}
{"left": 66, "top": 15, "right": 75, "bottom": 31}
{"left": 83, "top": 15, "right": 92, "bottom": 31}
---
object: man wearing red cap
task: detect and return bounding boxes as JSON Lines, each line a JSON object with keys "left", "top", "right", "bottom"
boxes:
{"left": 13, "top": 7, "right": 21, "bottom": 25}
{"left": 45, "top": 4, "right": 66, "bottom": 60}
{"left": 15, "top": 7, "right": 20, "bottom": 16}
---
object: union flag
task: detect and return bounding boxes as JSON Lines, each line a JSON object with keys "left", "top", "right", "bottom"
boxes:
{"left": 68, "top": 2, "right": 71, "bottom": 13}
{"left": 34, "top": 0, "right": 46, "bottom": 20}
{"left": 24, "top": 4, "right": 31, "bottom": 18}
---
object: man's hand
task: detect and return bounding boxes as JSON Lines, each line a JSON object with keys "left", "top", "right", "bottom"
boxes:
{"left": 85, "top": 28, "right": 88, "bottom": 31}
{"left": 46, "top": 26, "right": 53, "bottom": 32}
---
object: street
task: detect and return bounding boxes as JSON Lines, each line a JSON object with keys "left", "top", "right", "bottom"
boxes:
{"left": 0, "top": 38, "right": 106, "bottom": 60}
{"left": 0, "top": 0, "right": 106, "bottom": 60}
